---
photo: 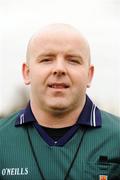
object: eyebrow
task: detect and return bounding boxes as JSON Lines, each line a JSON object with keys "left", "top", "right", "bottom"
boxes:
{"left": 37, "top": 52, "right": 83, "bottom": 57}
{"left": 65, "top": 54, "right": 83, "bottom": 61}
{"left": 35, "top": 50, "right": 85, "bottom": 62}
{"left": 65, "top": 54, "right": 82, "bottom": 58}
{"left": 36, "top": 53, "right": 56, "bottom": 59}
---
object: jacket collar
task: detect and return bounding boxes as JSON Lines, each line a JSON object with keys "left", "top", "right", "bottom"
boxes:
{"left": 15, "top": 95, "right": 102, "bottom": 128}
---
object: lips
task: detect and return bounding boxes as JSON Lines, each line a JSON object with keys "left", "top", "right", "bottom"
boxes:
{"left": 48, "top": 83, "right": 69, "bottom": 89}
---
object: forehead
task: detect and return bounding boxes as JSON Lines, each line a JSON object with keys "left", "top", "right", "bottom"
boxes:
{"left": 27, "top": 26, "right": 90, "bottom": 60}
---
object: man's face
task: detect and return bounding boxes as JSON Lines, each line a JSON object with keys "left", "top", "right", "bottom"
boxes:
{"left": 23, "top": 28, "right": 94, "bottom": 114}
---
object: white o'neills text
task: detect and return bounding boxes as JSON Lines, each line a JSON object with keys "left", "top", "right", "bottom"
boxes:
{"left": 1, "top": 168, "right": 28, "bottom": 176}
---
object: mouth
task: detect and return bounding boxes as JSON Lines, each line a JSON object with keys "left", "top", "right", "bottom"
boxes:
{"left": 48, "top": 83, "right": 70, "bottom": 89}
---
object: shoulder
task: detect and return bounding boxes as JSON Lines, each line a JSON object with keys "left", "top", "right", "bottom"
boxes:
{"left": 101, "top": 110, "right": 120, "bottom": 123}
{"left": 0, "top": 111, "right": 25, "bottom": 149}
{"left": 100, "top": 110, "right": 120, "bottom": 133}
{"left": 101, "top": 110, "right": 120, "bottom": 119}
{"left": 0, "top": 111, "right": 20, "bottom": 132}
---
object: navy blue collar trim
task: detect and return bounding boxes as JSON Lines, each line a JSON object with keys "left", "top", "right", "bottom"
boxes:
{"left": 34, "top": 122, "right": 79, "bottom": 146}
{"left": 15, "top": 95, "right": 102, "bottom": 127}
{"left": 77, "top": 96, "right": 101, "bottom": 127}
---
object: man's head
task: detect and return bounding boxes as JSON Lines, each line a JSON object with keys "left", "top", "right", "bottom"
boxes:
{"left": 26, "top": 24, "right": 91, "bottom": 65}
{"left": 22, "top": 23, "right": 94, "bottom": 115}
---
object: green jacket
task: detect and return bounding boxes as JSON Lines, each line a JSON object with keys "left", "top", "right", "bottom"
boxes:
{"left": 0, "top": 110, "right": 120, "bottom": 180}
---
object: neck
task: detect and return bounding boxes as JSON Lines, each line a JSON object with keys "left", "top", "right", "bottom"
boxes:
{"left": 30, "top": 98, "right": 86, "bottom": 128}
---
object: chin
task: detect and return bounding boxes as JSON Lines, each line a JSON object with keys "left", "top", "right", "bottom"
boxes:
{"left": 49, "top": 103, "right": 69, "bottom": 113}
{"left": 51, "top": 104, "right": 67, "bottom": 110}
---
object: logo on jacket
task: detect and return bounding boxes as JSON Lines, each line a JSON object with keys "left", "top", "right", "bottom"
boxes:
{"left": 99, "top": 175, "right": 108, "bottom": 180}
{"left": 1, "top": 168, "right": 28, "bottom": 176}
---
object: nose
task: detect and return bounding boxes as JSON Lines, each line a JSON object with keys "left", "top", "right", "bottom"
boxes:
{"left": 52, "top": 57, "right": 67, "bottom": 76}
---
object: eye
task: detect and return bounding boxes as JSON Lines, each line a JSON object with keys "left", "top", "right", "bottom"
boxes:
{"left": 66, "top": 55, "right": 83, "bottom": 65}
{"left": 41, "top": 58, "right": 52, "bottom": 62}
{"left": 38, "top": 58, "right": 53, "bottom": 63}
{"left": 68, "top": 59, "right": 81, "bottom": 64}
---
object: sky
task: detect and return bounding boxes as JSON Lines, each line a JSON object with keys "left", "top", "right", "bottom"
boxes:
{"left": 0, "top": 0, "right": 120, "bottom": 116}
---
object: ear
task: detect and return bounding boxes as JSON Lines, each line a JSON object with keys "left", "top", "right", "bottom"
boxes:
{"left": 87, "top": 65, "right": 94, "bottom": 88}
{"left": 22, "top": 63, "right": 30, "bottom": 85}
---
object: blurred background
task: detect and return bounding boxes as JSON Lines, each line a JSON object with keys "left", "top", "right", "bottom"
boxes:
{"left": 0, "top": 0, "right": 120, "bottom": 117}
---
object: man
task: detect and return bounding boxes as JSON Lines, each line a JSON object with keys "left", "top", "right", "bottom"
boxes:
{"left": 0, "top": 24, "right": 120, "bottom": 180}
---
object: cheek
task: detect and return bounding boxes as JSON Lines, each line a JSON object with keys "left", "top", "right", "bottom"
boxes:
{"left": 29, "top": 65, "right": 51, "bottom": 82}
{"left": 29, "top": 70, "right": 42, "bottom": 87}
{"left": 29, "top": 70, "right": 50, "bottom": 93}
{"left": 71, "top": 69, "right": 89, "bottom": 85}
